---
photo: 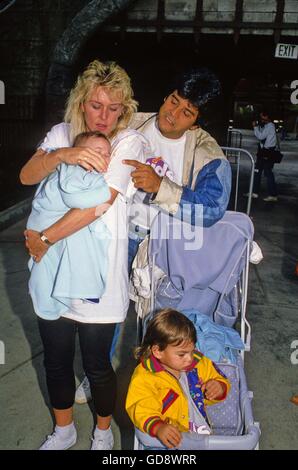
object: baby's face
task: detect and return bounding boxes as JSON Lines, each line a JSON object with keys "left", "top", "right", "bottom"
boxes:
{"left": 83, "top": 136, "right": 111, "bottom": 161}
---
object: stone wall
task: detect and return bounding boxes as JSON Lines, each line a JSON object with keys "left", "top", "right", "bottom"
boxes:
{"left": 0, "top": 0, "right": 87, "bottom": 120}
{"left": 0, "top": 0, "right": 88, "bottom": 209}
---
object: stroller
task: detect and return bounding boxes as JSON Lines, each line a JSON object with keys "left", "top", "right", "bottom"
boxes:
{"left": 131, "top": 211, "right": 261, "bottom": 450}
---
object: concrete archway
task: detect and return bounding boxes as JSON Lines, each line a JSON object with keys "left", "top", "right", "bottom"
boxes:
{"left": 46, "top": 0, "right": 134, "bottom": 122}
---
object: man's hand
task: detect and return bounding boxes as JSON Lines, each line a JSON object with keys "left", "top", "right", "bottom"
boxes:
{"left": 123, "top": 160, "right": 162, "bottom": 193}
{"left": 201, "top": 379, "right": 226, "bottom": 400}
{"left": 24, "top": 229, "right": 49, "bottom": 263}
{"left": 252, "top": 121, "right": 257, "bottom": 127}
{"left": 155, "top": 422, "right": 182, "bottom": 449}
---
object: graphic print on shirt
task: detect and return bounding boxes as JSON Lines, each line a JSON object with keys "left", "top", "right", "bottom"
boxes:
{"left": 187, "top": 368, "right": 211, "bottom": 435}
{"left": 145, "top": 156, "right": 175, "bottom": 181}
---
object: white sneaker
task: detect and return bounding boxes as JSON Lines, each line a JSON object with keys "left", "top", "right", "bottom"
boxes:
{"left": 39, "top": 428, "right": 77, "bottom": 450}
{"left": 244, "top": 192, "right": 258, "bottom": 199}
{"left": 263, "top": 196, "right": 278, "bottom": 202}
{"left": 91, "top": 427, "right": 114, "bottom": 450}
{"left": 75, "top": 376, "right": 92, "bottom": 404}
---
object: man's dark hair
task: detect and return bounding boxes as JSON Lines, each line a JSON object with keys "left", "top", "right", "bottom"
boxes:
{"left": 260, "top": 109, "right": 272, "bottom": 120}
{"left": 172, "top": 67, "right": 221, "bottom": 112}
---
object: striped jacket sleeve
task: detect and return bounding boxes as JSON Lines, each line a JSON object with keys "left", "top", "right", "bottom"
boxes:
{"left": 153, "top": 158, "right": 231, "bottom": 227}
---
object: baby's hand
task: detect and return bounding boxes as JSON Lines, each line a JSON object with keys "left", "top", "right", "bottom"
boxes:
{"left": 155, "top": 422, "right": 182, "bottom": 449}
{"left": 201, "top": 379, "right": 226, "bottom": 400}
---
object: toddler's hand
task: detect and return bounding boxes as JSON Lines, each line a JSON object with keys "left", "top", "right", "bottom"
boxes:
{"left": 201, "top": 379, "right": 226, "bottom": 400}
{"left": 155, "top": 422, "right": 182, "bottom": 449}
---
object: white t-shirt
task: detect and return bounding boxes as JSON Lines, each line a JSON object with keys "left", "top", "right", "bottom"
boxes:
{"left": 130, "top": 117, "right": 185, "bottom": 229}
{"left": 39, "top": 123, "right": 152, "bottom": 323}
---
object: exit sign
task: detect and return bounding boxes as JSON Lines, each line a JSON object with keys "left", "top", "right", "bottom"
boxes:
{"left": 275, "top": 43, "right": 298, "bottom": 60}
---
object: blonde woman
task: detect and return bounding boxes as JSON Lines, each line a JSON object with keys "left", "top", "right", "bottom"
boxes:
{"left": 20, "top": 60, "right": 152, "bottom": 450}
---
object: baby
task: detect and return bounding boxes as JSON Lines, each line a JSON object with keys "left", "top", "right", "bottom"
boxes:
{"left": 26, "top": 131, "right": 112, "bottom": 317}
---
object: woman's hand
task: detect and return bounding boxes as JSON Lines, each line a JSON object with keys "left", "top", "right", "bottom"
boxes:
{"left": 24, "top": 229, "right": 49, "bottom": 263}
{"left": 56, "top": 147, "right": 109, "bottom": 173}
{"left": 155, "top": 422, "right": 182, "bottom": 449}
{"left": 20, "top": 147, "right": 110, "bottom": 186}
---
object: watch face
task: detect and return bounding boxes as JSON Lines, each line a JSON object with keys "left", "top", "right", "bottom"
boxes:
{"left": 40, "top": 234, "right": 50, "bottom": 245}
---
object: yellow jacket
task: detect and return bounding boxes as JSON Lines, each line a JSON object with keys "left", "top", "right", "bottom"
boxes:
{"left": 126, "top": 350, "right": 230, "bottom": 436}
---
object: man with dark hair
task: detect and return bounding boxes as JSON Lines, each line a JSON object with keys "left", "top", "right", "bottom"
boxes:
{"left": 124, "top": 67, "right": 232, "bottom": 269}
{"left": 173, "top": 67, "right": 221, "bottom": 116}
{"left": 250, "top": 110, "right": 278, "bottom": 202}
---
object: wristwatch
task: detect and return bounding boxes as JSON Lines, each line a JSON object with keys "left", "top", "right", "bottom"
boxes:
{"left": 40, "top": 232, "right": 53, "bottom": 246}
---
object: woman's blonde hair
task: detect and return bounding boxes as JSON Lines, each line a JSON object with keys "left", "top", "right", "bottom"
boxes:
{"left": 135, "top": 309, "right": 197, "bottom": 360}
{"left": 64, "top": 60, "right": 138, "bottom": 141}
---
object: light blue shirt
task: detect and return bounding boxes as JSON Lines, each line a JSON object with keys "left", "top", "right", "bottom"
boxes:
{"left": 253, "top": 122, "right": 277, "bottom": 148}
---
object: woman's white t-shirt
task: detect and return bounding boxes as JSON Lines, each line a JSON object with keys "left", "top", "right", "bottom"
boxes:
{"left": 39, "top": 122, "right": 151, "bottom": 323}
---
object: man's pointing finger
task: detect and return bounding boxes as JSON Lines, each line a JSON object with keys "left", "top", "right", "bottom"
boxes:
{"left": 122, "top": 159, "right": 144, "bottom": 168}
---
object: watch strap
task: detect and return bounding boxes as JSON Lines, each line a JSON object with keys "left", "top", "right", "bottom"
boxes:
{"left": 40, "top": 232, "right": 53, "bottom": 246}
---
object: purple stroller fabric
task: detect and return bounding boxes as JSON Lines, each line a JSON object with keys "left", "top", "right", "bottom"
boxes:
{"left": 149, "top": 211, "right": 254, "bottom": 326}
{"left": 206, "top": 362, "right": 242, "bottom": 436}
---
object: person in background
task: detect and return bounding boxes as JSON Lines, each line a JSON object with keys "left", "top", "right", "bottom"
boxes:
{"left": 250, "top": 110, "right": 279, "bottom": 202}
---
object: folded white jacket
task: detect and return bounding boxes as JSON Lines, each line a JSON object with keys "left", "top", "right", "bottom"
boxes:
{"left": 249, "top": 241, "right": 263, "bottom": 264}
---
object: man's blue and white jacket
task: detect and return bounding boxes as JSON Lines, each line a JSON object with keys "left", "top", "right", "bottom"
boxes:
{"left": 130, "top": 113, "right": 231, "bottom": 228}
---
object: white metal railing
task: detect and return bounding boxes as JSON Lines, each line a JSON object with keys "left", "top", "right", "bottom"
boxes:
{"left": 221, "top": 146, "right": 255, "bottom": 215}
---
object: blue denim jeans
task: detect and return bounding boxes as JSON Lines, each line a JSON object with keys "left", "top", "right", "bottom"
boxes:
{"left": 254, "top": 151, "right": 278, "bottom": 196}
{"left": 128, "top": 233, "right": 144, "bottom": 272}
